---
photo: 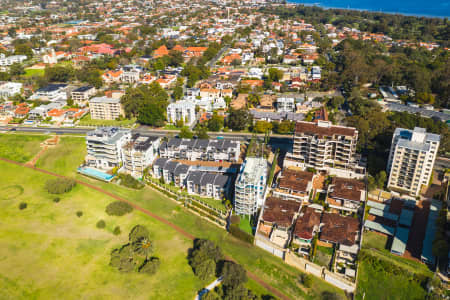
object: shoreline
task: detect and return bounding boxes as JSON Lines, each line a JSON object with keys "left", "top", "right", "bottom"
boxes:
{"left": 285, "top": 1, "right": 449, "bottom": 19}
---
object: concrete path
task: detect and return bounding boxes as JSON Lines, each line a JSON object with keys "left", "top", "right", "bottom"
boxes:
{"left": 194, "top": 277, "right": 222, "bottom": 300}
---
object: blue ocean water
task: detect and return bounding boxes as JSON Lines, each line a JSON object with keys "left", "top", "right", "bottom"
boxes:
{"left": 289, "top": 0, "right": 450, "bottom": 18}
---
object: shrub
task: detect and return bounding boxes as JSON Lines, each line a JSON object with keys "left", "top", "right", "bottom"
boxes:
{"left": 96, "top": 220, "right": 106, "bottom": 229}
{"left": 129, "top": 225, "right": 150, "bottom": 243}
{"left": 230, "top": 215, "right": 240, "bottom": 225}
{"left": 53, "top": 197, "right": 60, "bottom": 203}
{"left": 19, "top": 202, "right": 27, "bottom": 210}
{"left": 45, "top": 178, "right": 76, "bottom": 194}
{"left": 76, "top": 211, "right": 83, "bottom": 217}
{"left": 113, "top": 226, "right": 121, "bottom": 235}
{"left": 299, "top": 273, "right": 312, "bottom": 288}
{"left": 229, "top": 224, "right": 254, "bottom": 244}
{"left": 106, "top": 201, "right": 133, "bottom": 216}
{"left": 139, "top": 257, "right": 160, "bottom": 275}
{"left": 117, "top": 174, "right": 144, "bottom": 189}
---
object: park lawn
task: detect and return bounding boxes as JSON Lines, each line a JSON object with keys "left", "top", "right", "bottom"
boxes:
{"left": 36, "top": 136, "right": 86, "bottom": 176}
{"left": 0, "top": 161, "right": 203, "bottom": 300}
{"left": 16, "top": 134, "right": 346, "bottom": 299}
{"left": 0, "top": 133, "right": 48, "bottom": 162}
{"left": 24, "top": 68, "right": 45, "bottom": 77}
{"left": 78, "top": 113, "right": 136, "bottom": 127}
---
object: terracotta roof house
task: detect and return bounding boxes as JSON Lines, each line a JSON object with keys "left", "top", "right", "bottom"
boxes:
{"left": 320, "top": 213, "right": 360, "bottom": 246}
{"left": 153, "top": 45, "right": 169, "bottom": 58}
{"left": 293, "top": 206, "right": 322, "bottom": 256}
{"left": 273, "top": 169, "right": 314, "bottom": 202}
{"left": 327, "top": 177, "right": 366, "bottom": 214}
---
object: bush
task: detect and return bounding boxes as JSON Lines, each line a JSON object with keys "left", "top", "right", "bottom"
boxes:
{"left": 45, "top": 178, "right": 76, "bottom": 194}
{"left": 299, "top": 273, "right": 312, "bottom": 288}
{"left": 106, "top": 201, "right": 133, "bottom": 216}
{"left": 118, "top": 174, "right": 144, "bottom": 189}
{"left": 229, "top": 224, "right": 254, "bottom": 244}
{"left": 19, "top": 202, "right": 27, "bottom": 210}
{"left": 230, "top": 215, "right": 240, "bottom": 225}
{"left": 113, "top": 226, "right": 121, "bottom": 235}
{"left": 139, "top": 257, "right": 160, "bottom": 275}
{"left": 76, "top": 211, "right": 83, "bottom": 217}
{"left": 53, "top": 197, "right": 60, "bottom": 203}
{"left": 96, "top": 220, "right": 106, "bottom": 229}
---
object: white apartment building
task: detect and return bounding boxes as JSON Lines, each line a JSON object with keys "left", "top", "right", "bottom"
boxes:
{"left": 89, "top": 96, "right": 124, "bottom": 120}
{"left": 159, "top": 138, "right": 240, "bottom": 162}
{"left": 387, "top": 127, "right": 440, "bottom": 197}
{"left": 234, "top": 157, "right": 268, "bottom": 215}
{"left": 166, "top": 100, "right": 196, "bottom": 126}
{"left": 285, "top": 120, "right": 365, "bottom": 178}
{"left": 276, "top": 97, "right": 295, "bottom": 112}
{"left": 120, "top": 65, "right": 141, "bottom": 83}
{"left": 30, "top": 84, "right": 68, "bottom": 102}
{"left": 0, "top": 53, "right": 27, "bottom": 66}
{"left": 0, "top": 82, "right": 22, "bottom": 99}
{"left": 122, "top": 134, "right": 161, "bottom": 178}
{"left": 85, "top": 127, "right": 131, "bottom": 170}
{"left": 71, "top": 86, "right": 96, "bottom": 107}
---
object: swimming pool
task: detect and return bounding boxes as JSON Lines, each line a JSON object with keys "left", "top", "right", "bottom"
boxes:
{"left": 77, "top": 167, "right": 115, "bottom": 182}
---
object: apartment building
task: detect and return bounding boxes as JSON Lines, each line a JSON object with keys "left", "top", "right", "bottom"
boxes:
{"left": 326, "top": 177, "right": 365, "bottom": 214}
{"left": 166, "top": 100, "right": 196, "bottom": 126}
{"left": 30, "top": 84, "right": 67, "bottom": 102}
{"left": 0, "top": 53, "right": 27, "bottom": 66}
{"left": 152, "top": 158, "right": 232, "bottom": 200}
{"left": 272, "top": 168, "right": 314, "bottom": 202}
{"left": 122, "top": 134, "right": 161, "bottom": 178}
{"left": 276, "top": 97, "right": 295, "bottom": 112}
{"left": 89, "top": 96, "right": 124, "bottom": 120}
{"left": 85, "top": 127, "right": 131, "bottom": 170}
{"left": 71, "top": 85, "right": 96, "bottom": 107}
{"left": 387, "top": 127, "right": 440, "bottom": 197}
{"left": 286, "top": 120, "right": 364, "bottom": 178}
{"left": 159, "top": 138, "right": 240, "bottom": 162}
{"left": 234, "top": 157, "right": 268, "bottom": 215}
{"left": 0, "top": 82, "right": 22, "bottom": 99}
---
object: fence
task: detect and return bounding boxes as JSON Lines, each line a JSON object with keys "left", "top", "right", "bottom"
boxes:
{"left": 284, "top": 252, "right": 356, "bottom": 292}
{"left": 146, "top": 179, "right": 228, "bottom": 228}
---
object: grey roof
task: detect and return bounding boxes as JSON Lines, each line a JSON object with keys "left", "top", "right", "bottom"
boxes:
{"left": 89, "top": 96, "right": 120, "bottom": 104}
{"left": 154, "top": 157, "right": 169, "bottom": 168}
{"left": 167, "top": 138, "right": 182, "bottom": 147}
{"left": 214, "top": 174, "right": 229, "bottom": 188}
{"left": 391, "top": 227, "right": 410, "bottom": 255}
{"left": 387, "top": 103, "right": 450, "bottom": 122}
{"left": 364, "top": 220, "right": 395, "bottom": 236}
{"left": 200, "top": 173, "right": 216, "bottom": 185}
{"left": 37, "top": 83, "right": 67, "bottom": 92}
{"left": 368, "top": 207, "right": 398, "bottom": 222}
{"left": 174, "top": 164, "right": 190, "bottom": 176}
{"left": 186, "top": 171, "right": 203, "bottom": 185}
{"left": 164, "top": 161, "right": 179, "bottom": 173}
{"left": 73, "top": 85, "right": 94, "bottom": 93}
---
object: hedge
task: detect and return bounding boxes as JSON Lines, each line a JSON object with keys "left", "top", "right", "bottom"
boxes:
{"left": 45, "top": 178, "right": 76, "bottom": 194}
{"left": 106, "top": 201, "right": 133, "bottom": 216}
{"left": 229, "top": 224, "right": 254, "bottom": 244}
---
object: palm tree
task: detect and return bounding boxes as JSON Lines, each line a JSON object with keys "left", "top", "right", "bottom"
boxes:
{"left": 133, "top": 237, "right": 153, "bottom": 259}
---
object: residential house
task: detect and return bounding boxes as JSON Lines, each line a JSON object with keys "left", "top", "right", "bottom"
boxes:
{"left": 273, "top": 169, "right": 314, "bottom": 202}
{"left": 0, "top": 82, "right": 22, "bottom": 99}
{"left": 327, "top": 177, "right": 366, "bottom": 214}
{"left": 293, "top": 206, "right": 322, "bottom": 257}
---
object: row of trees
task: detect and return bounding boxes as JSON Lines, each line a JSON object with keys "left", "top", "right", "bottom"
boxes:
{"left": 188, "top": 239, "right": 274, "bottom": 300}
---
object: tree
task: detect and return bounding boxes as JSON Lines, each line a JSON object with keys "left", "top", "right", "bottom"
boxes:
{"left": 194, "top": 259, "right": 216, "bottom": 281}
{"left": 432, "top": 239, "right": 449, "bottom": 260}
{"left": 220, "top": 261, "right": 248, "bottom": 289}
{"left": 9, "top": 63, "right": 25, "bottom": 76}
{"left": 375, "top": 171, "right": 387, "bottom": 189}
{"left": 188, "top": 239, "right": 224, "bottom": 280}
{"left": 268, "top": 68, "right": 283, "bottom": 82}
{"left": 202, "top": 290, "right": 221, "bottom": 300}
{"left": 105, "top": 201, "right": 133, "bottom": 216}
{"left": 129, "top": 225, "right": 150, "bottom": 243}
{"left": 195, "top": 125, "right": 209, "bottom": 139}
{"left": 109, "top": 245, "right": 135, "bottom": 272}
{"left": 179, "top": 127, "right": 194, "bottom": 139}
{"left": 254, "top": 120, "right": 272, "bottom": 133}
{"left": 45, "top": 65, "right": 74, "bottom": 82}
{"left": 172, "top": 85, "right": 183, "bottom": 100}
{"left": 207, "top": 113, "right": 224, "bottom": 132}
{"left": 227, "top": 109, "right": 250, "bottom": 131}
{"left": 139, "top": 257, "right": 160, "bottom": 275}
{"left": 14, "top": 44, "right": 33, "bottom": 58}
{"left": 133, "top": 237, "right": 153, "bottom": 259}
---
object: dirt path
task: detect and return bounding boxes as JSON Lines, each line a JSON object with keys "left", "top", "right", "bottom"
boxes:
{"left": 0, "top": 157, "right": 291, "bottom": 300}
{"left": 25, "top": 136, "right": 60, "bottom": 167}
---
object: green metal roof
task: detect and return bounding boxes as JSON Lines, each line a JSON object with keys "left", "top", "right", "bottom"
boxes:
{"left": 369, "top": 207, "right": 398, "bottom": 221}
{"left": 391, "top": 227, "right": 410, "bottom": 256}
{"left": 364, "top": 220, "right": 395, "bottom": 236}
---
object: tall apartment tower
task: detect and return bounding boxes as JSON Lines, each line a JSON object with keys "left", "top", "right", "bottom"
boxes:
{"left": 387, "top": 127, "right": 440, "bottom": 197}
{"left": 234, "top": 157, "right": 268, "bottom": 216}
{"left": 288, "top": 120, "right": 360, "bottom": 172}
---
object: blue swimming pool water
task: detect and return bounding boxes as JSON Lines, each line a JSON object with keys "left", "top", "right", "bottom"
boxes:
{"left": 77, "top": 167, "right": 115, "bottom": 181}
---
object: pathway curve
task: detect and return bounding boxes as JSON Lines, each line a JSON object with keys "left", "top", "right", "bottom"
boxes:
{"left": 194, "top": 277, "right": 223, "bottom": 300}
{"left": 0, "top": 157, "right": 290, "bottom": 300}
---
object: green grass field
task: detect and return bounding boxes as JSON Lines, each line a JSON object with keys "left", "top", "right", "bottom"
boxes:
{"left": 0, "top": 133, "right": 347, "bottom": 299}
{"left": 0, "top": 161, "right": 203, "bottom": 300}
{"left": 77, "top": 113, "right": 136, "bottom": 128}
{"left": 24, "top": 68, "right": 45, "bottom": 77}
{"left": 0, "top": 134, "right": 48, "bottom": 162}
{"left": 362, "top": 231, "right": 388, "bottom": 250}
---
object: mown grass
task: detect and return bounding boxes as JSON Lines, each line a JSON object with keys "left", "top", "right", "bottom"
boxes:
{"left": 23, "top": 68, "right": 45, "bottom": 77}
{"left": 0, "top": 161, "right": 203, "bottom": 300}
{"left": 0, "top": 134, "right": 48, "bottom": 162}
{"left": 77, "top": 113, "right": 136, "bottom": 128}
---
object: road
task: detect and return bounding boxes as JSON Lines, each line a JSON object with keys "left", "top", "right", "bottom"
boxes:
{"left": 0, "top": 157, "right": 290, "bottom": 300}
{"left": 195, "top": 277, "right": 223, "bottom": 300}
{"left": 0, "top": 125, "right": 293, "bottom": 144}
